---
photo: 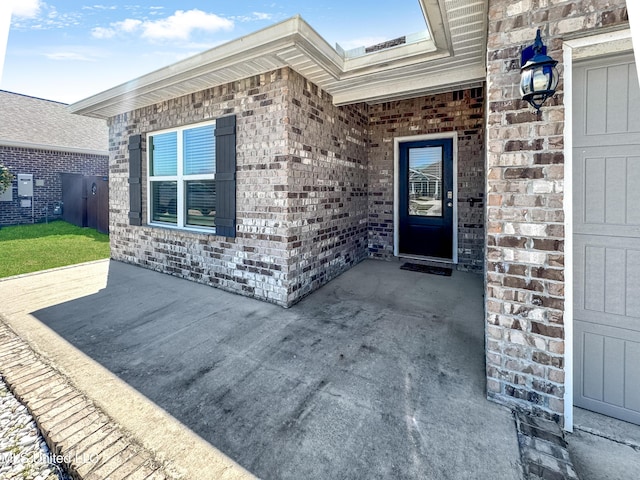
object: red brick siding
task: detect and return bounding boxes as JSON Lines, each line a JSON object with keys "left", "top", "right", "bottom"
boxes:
{"left": 0, "top": 146, "right": 107, "bottom": 226}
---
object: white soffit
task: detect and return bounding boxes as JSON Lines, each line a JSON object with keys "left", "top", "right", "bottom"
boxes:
{"left": 70, "top": 1, "right": 488, "bottom": 119}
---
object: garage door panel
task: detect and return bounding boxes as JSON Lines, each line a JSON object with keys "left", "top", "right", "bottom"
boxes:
{"left": 626, "top": 342, "right": 640, "bottom": 412}
{"left": 628, "top": 250, "right": 640, "bottom": 318}
{"left": 629, "top": 159, "right": 640, "bottom": 225}
{"left": 575, "top": 236, "right": 640, "bottom": 324}
{"left": 581, "top": 59, "right": 640, "bottom": 140}
{"left": 604, "top": 247, "right": 626, "bottom": 316}
{"left": 575, "top": 320, "right": 640, "bottom": 424}
{"left": 583, "top": 157, "right": 605, "bottom": 224}
{"left": 606, "top": 64, "right": 631, "bottom": 134}
{"left": 581, "top": 331, "right": 604, "bottom": 401}
{"left": 574, "top": 54, "right": 640, "bottom": 425}
{"left": 576, "top": 150, "right": 640, "bottom": 236}
{"left": 603, "top": 337, "right": 625, "bottom": 407}
{"left": 605, "top": 158, "right": 627, "bottom": 224}
{"left": 585, "top": 67, "right": 608, "bottom": 135}
{"left": 582, "top": 244, "right": 605, "bottom": 312}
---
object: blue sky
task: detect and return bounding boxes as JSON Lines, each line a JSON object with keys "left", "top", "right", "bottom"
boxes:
{"left": 0, "top": 1, "right": 427, "bottom": 104}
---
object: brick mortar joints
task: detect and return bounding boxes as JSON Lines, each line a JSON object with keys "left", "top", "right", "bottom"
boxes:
{"left": 0, "top": 318, "right": 173, "bottom": 480}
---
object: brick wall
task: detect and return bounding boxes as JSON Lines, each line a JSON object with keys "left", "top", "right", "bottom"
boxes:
{"left": 0, "top": 146, "right": 107, "bottom": 226}
{"left": 285, "top": 71, "right": 369, "bottom": 304}
{"left": 109, "top": 68, "right": 370, "bottom": 307}
{"left": 109, "top": 70, "right": 292, "bottom": 306}
{"left": 108, "top": 67, "right": 488, "bottom": 306}
{"left": 485, "top": 0, "right": 629, "bottom": 422}
{"left": 368, "top": 88, "right": 486, "bottom": 271}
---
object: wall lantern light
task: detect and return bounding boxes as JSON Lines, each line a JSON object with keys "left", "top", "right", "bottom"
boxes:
{"left": 520, "top": 29, "right": 559, "bottom": 111}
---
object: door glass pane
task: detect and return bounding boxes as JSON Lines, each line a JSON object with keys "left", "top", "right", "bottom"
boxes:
{"left": 409, "top": 146, "right": 442, "bottom": 217}
{"left": 185, "top": 180, "right": 216, "bottom": 228}
{"left": 184, "top": 124, "right": 215, "bottom": 175}
{"left": 151, "top": 132, "right": 177, "bottom": 176}
{"left": 151, "top": 181, "right": 177, "bottom": 224}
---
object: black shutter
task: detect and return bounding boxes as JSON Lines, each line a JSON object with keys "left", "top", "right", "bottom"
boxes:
{"left": 128, "top": 134, "right": 143, "bottom": 226}
{"left": 215, "top": 116, "right": 236, "bottom": 237}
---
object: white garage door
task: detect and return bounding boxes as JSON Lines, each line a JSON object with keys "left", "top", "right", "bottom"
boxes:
{"left": 573, "top": 53, "right": 640, "bottom": 425}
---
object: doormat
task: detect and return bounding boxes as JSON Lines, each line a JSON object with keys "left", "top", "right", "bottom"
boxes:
{"left": 400, "top": 263, "right": 452, "bottom": 276}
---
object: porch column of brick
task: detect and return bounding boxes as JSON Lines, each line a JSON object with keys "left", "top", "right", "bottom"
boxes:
{"left": 484, "top": 0, "right": 629, "bottom": 423}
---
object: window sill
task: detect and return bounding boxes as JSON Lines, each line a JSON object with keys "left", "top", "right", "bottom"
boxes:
{"left": 146, "top": 222, "right": 217, "bottom": 236}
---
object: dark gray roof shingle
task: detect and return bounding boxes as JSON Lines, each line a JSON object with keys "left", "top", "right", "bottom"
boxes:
{"left": 0, "top": 90, "right": 108, "bottom": 153}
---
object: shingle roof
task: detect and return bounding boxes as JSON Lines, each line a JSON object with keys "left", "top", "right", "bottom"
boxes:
{"left": 0, "top": 90, "right": 108, "bottom": 153}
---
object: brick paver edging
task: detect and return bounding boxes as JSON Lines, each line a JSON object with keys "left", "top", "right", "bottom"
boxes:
{"left": 514, "top": 409, "right": 580, "bottom": 480}
{"left": 0, "top": 319, "right": 173, "bottom": 480}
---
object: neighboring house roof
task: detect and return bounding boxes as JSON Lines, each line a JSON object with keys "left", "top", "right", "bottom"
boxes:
{"left": 70, "top": 0, "right": 488, "bottom": 119}
{"left": 0, "top": 90, "right": 108, "bottom": 155}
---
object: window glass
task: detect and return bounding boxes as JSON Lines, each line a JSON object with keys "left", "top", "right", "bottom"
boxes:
{"left": 184, "top": 125, "right": 215, "bottom": 175}
{"left": 186, "top": 180, "right": 216, "bottom": 227}
{"left": 147, "top": 121, "right": 217, "bottom": 230}
{"left": 408, "top": 146, "right": 443, "bottom": 217}
{"left": 151, "top": 181, "right": 177, "bottom": 224}
{"left": 151, "top": 132, "right": 177, "bottom": 176}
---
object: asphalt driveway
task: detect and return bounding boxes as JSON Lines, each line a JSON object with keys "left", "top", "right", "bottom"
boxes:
{"left": 1, "top": 259, "right": 522, "bottom": 479}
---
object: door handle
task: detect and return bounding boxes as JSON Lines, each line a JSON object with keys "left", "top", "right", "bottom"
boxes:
{"left": 447, "top": 202, "right": 453, "bottom": 208}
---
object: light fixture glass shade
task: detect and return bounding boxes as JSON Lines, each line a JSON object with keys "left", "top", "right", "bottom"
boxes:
{"left": 520, "top": 30, "right": 559, "bottom": 110}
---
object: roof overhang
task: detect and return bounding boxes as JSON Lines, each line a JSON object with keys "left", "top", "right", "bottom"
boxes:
{"left": 70, "top": 0, "right": 487, "bottom": 119}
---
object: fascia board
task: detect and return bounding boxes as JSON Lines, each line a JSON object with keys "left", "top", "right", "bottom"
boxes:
{"left": 332, "top": 63, "right": 486, "bottom": 105}
{"left": 70, "top": 6, "right": 459, "bottom": 118}
{"left": 293, "top": 18, "right": 345, "bottom": 74}
{"left": 69, "top": 17, "right": 319, "bottom": 116}
{"left": 420, "top": 0, "right": 452, "bottom": 53}
{"left": 342, "top": 42, "right": 450, "bottom": 78}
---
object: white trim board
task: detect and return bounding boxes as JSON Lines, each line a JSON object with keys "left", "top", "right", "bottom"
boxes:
{"left": 562, "top": 28, "right": 634, "bottom": 433}
{"left": 393, "top": 132, "right": 459, "bottom": 264}
{"left": 69, "top": 4, "right": 489, "bottom": 119}
{"left": 626, "top": 1, "right": 640, "bottom": 86}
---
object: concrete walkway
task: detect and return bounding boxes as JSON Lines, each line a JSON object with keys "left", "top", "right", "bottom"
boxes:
{"left": 567, "top": 408, "right": 640, "bottom": 480}
{"left": 1, "top": 259, "right": 524, "bottom": 479}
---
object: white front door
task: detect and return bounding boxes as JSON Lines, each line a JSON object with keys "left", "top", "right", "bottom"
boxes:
{"left": 573, "top": 53, "right": 640, "bottom": 425}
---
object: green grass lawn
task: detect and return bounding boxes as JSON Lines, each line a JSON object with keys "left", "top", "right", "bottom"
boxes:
{"left": 0, "top": 221, "right": 110, "bottom": 278}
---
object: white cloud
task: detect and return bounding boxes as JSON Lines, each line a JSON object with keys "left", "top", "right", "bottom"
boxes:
{"left": 45, "top": 51, "right": 96, "bottom": 61}
{"left": 234, "top": 11, "right": 273, "bottom": 22}
{"left": 91, "top": 26, "right": 115, "bottom": 39}
{"left": 9, "top": 0, "right": 42, "bottom": 18}
{"left": 10, "top": 2, "right": 82, "bottom": 30}
{"left": 92, "top": 9, "right": 233, "bottom": 42}
{"left": 141, "top": 9, "right": 233, "bottom": 41}
{"left": 116, "top": 18, "right": 143, "bottom": 33}
{"left": 92, "top": 19, "right": 142, "bottom": 39}
{"left": 253, "top": 12, "right": 272, "bottom": 20}
{"left": 82, "top": 5, "right": 117, "bottom": 10}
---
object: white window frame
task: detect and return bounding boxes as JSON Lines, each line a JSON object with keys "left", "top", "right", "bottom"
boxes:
{"left": 146, "top": 119, "right": 217, "bottom": 233}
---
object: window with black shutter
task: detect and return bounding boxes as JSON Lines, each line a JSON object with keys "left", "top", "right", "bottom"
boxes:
{"left": 214, "top": 115, "right": 236, "bottom": 238}
{"left": 138, "top": 116, "right": 236, "bottom": 236}
{"left": 128, "top": 134, "right": 143, "bottom": 226}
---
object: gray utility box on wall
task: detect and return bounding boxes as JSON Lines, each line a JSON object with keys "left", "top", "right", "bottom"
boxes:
{"left": 17, "top": 174, "right": 34, "bottom": 197}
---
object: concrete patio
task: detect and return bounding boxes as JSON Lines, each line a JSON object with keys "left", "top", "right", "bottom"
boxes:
{"left": 1, "top": 259, "right": 523, "bottom": 479}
